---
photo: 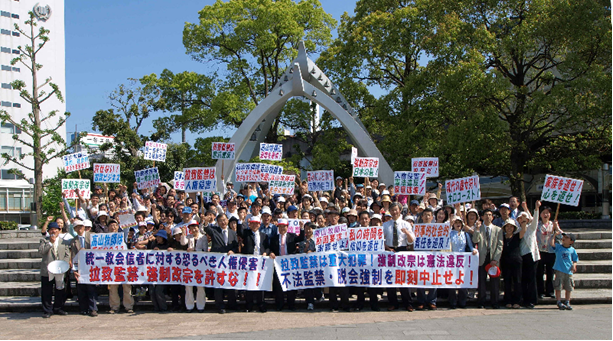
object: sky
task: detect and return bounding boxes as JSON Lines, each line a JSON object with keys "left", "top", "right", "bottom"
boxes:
{"left": 64, "top": 0, "right": 357, "bottom": 144}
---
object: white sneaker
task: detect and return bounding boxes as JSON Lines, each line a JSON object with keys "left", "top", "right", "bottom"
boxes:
{"left": 307, "top": 303, "right": 314, "bottom": 310}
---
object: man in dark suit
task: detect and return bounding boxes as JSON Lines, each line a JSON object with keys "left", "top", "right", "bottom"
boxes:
{"left": 241, "top": 216, "right": 270, "bottom": 312}
{"left": 204, "top": 213, "right": 239, "bottom": 314}
{"left": 70, "top": 219, "right": 98, "bottom": 317}
{"left": 38, "top": 222, "right": 71, "bottom": 318}
{"left": 269, "top": 218, "right": 303, "bottom": 311}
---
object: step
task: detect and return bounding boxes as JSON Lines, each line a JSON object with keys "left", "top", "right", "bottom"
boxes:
{"left": 573, "top": 273, "right": 612, "bottom": 289}
{"left": 576, "top": 249, "right": 612, "bottom": 261}
{"left": 0, "top": 231, "right": 42, "bottom": 239}
{"left": 0, "top": 258, "right": 41, "bottom": 270}
{"left": 0, "top": 249, "right": 40, "bottom": 259}
{"left": 576, "top": 260, "right": 612, "bottom": 274}
{"left": 565, "top": 230, "right": 613, "bottom": 240}
{"left": 573, "top": 239, "right": 612, "bottom": 249}
{"left": 0, "top": 239, "right": 41, "bottom": 250}
{"left": 0, "top": 269, "right": 40, "bottom": 282}
{"left": 0, "top": 282, "right": 40, "bottom": 296}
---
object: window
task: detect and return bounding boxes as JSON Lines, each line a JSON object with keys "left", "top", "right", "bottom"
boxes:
{"left": 1, "top": 146, "right": 21, "bottom": 157}
{"left": 1, "top": 123, "right": 20, "bottom": 134}
{"left": 1, "top": 11, "right": 9, "bottom": 18}
{"left": 12, "top": 103, "right": 20, "bottom": 108}
{"left": 12, "top": 67, "right": 19, "bottom": 72}
{"left": 1, "top": 83, "right": 12, "bottom": 89}
{"left": 11, "top": 31, "right": 18, "bottom": 37}
{"left": 1, "top": 169, "right": 17, "bottom": 180}
{"left": 11, "top": 14, "right": 19, "bottom": 19}
{"left": 1, "top": 47, "right": 10, "bottom": 53}
{"left": 0, "top": 190, "right": 6, "bottom": 210}
{"left": 1, "top": 101, "right": 11, "bottom": 107}
{"left": 1, "top": 29, "right": 10, "bottom": 35}
{"left": 8, "top": 190, "right": 22, "bottom": 211}
{"left": 12, "top": 49, "right": 19, "bottom": 54}
{"left": 1, "top": 65, "right": 10, "bottom": 71}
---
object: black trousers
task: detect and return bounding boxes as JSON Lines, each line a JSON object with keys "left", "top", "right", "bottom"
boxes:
{"left": 150, "top": 285, "right": 167, "bottom": 311}
{"left": 448, "top": 289, "right": 467, "bottom": 308}
{"left": 387, "top": 287, "right": 412, "bottom": 308}
{"left": 77, "top": 283, "right": 97, "bottom": 313}
{"left": 502, "top": 260, "right": 522, "bottom": 305}
{"left": 170, "top": 284, "right": 184, "bottom": 310}
{"left": 522, "top": 254, "right": 539, "bottom": 305}
{"left": 214, "top": 289, "right": 237, "bottom": 310}
{"left": 41, "top": 276, "right": 66, "bottom": 314}
{"left": 354, "top": 287, "right": 380, "bottom": 309}
{"left": 537, "top": 252, "right": 555, "bottom": 296}
{"left": 245, "top": 290, "right": 264, "bottom": 310}
{"left": 329, "top": 287, "right": 349, "bottom": 310}
{"left": 478, "top": 254, "right": 500, "bottom": 306}
{"left": 304, "top": 288, "right": 316, "bottom": 305}
{"left": 273, "top": 274, "right": 296, "bottom": 309}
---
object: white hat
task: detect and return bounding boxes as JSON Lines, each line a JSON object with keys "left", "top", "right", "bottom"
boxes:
{"left": 73, "top": 219, "right": 84, "bottom": 226}
{"left": 319, "top": 197, "right": 328, "bottom": 203}
{"left": 378, "top": 183, "right": 386, "bottom": 188}
{"left": 172, "top": 227, "right": 183, "bottom": 236}
{"left": 365, "top": 185, "right": 372, "bottom": 189}
{"left": 341, "top": 207, "right": 350, "bottom": 214}
{"left": 261, "top": 206, "right": 272, "bottom": 215}
{"left": 277, "top": 218, "right": 289, "bottom": 226}
{"left": 381, "top": 190, "right": 390, "bottom": 196}
{"left": 249, "top": 216, "right": 261, "bottom": 223}
{"left": 96, "top": 211, "right": 108, "bottom": 218}
{"left": 277, "top": 197, "right": 286, "bottom": 203}
{"left": 371, "top": 214, "right": 382, "bottom": 221}
{"left": 83, "top": 220, "right": 93, "bottom": 228}
{"left": 404, "top": 215, "right": 415, "bottom": 222}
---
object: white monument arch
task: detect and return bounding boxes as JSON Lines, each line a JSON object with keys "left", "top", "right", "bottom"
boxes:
{"left": 215, "top": 41, "right": 393, "bottom": 190}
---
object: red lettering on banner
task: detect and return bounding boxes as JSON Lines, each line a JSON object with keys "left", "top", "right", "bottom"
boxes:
{"left": 431, "top": 270, "right": 442, "bottom": 285}
{"left": 217, "top": 271, "right": 227, "bottom": 286}
{"left": 419, "top": 270, "right": 430, "bottom": 285}
{"left": 159, "top": 266, "right": 170, "bottom": 282}
{"left": 114, "top": 266, "right": 126, "bottom": 282}
{"left": 407, "top": 270, "right": 418, "bottom": 285}
{"left": 101, "top": 267, "right": 113, "bottom": 282}
{"left": 443, "top": 270, "right": 454, "bottom": 284}
{"left": 228, "top": 272, "right": 239, "bottom": 287}
{"left": 395, "top": 270, "right": 405, "bottom": 284}
{"left": 127, "top": 266, "right": 139, "bottom": 282}
{"left": 172, "top": 267, "right": 181, "bottom": 282}
{"left": 89, "top": 266, "right": 100, "bottom": 282}
{"left": 147, "top": 266, "right": 158, "bottom": 282}
{"left": 455, "top": 270, "right": 465, "bottom": 285}
{"left": 205, "top": 269, "right": 215, "bottom": 285}
{"left": 183, "top": 268, "right": 194, "bottom": 284}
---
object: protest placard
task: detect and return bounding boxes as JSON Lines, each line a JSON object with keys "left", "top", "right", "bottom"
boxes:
{"left": 273, "top": 251, "right": 478, "bottom": 291}
{"left": 259, "top": 143, "right": 283, "bottom": 161}
{"left": 393, "top": 171, "right": 426, "bottom": 195}
{"left": 134, "top": 167, "right": 161, "bottom": 190}
{"left": 259, "top": 163, "right": 283, "bottom": 182}
{"left": 63, "top": 152, "right": 90, "bottom": 173}
{"left": 347, "top": 227, "right": 385, "bottom": 252}
{"left": 143, "top": 141, "right": 167, "bottom": 162}
{"left": 269, "top": 174, "right": 295, "bottom": 195}
{"left": 307, "top": 170, "right": 334, "bottom": 192}
{"left": 411, "top": 157, "right": 439, "bottom": 178}
{"left": 77, "top": 250, "right": 274, "bottom": 291}
{"left": 313, "top": 224, "right": 348, "bottom": 252}
{"left": 351, "top": 147, "right": 358, "bottom": 163}
{"left": 287, "top": 219, "right": 310, "bottom": 235}
{"left": 352, "top": 157, "right": 379, "bottom": 178}
{"left": 201, "top": 191, "right": 219, "bottom": 203}
{"left": 93, "top": 163, "right": 120, "bottom": 183}
{"left": 117, "top": 211, "right": 137, "bottom": 230}
{"left": 540, "top": 174, "right": 584, "bottom": 207}
{"left": 413, "top": 223, "right": 451, "bottom": 250}
{"left": 235, "top": 163, "right": 261, "bottom": 183}
{"left": 61, "top": 179, "right": 91, "bottom": 199}
{"left": 90, "top": 233, "right": 127, "bottom": 250}
{"left": 212, "top": 142, "right": 235, "bottom": 160}
{"left": 173, "top": 171, "right": 185, "bottom": 191}
{"left": 183, "top": 167, "right": 217, "bottom": 193}
{"left": 445, "top": 175, "right": 481, "bottom": 205}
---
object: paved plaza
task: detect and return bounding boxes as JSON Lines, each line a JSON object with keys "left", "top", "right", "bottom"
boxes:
{"left": 0, "top": 304, "right": 610, "bottom": 339}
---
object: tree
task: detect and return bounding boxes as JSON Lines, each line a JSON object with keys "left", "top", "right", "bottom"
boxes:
{"left": 0, "top": 12, "right": 76, "bottom": 222}
{"left": 183, "top": 0, "right": 336, "bottom": 142}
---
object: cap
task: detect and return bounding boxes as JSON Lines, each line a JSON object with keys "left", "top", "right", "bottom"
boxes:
{"left": 356, "top": 184, "right": 364, "bottom": 188}
{"left": 302, "top": 194, "right": 312, "bottom": 200}
{"left": 404, "top": 215, "right": 415, "bottom": 222}
{"left": 227, "top": 181, "right": 233, "bottom": 185}
{"left": 517, "top": 211, "right": 532, "bottom": 223}
{"left": 365, "top": 185, "right": 372, "bottom": 189}
{"left": 562, "top": 233, "right": 576, "bottom": 242}
{"left": 187, "top": 220, "right": 199, "bottom": 227}
{"left": 277, "top": 197, "right": 286, "bottom": 203}
{"left": 450, "top": 215, "right": 464, "bottom": 225}
{"left": 353, "top": 193, "right": 363, "bottom": 198}
{"left": 384, "top": 212, "right": 392, "bottom": 218}
{"left": 499, "top": 203, "right": 511, "bottom": 210}
{"left": 325, "top": 209, "right": 340, "bottom": 216}
{"left": 336, "top": 176, "right": 343, "bottom": 181}
{"left": 381, "top": 195, "right": 392, "bottom": 203}
{"left": 341, "top": 207, "right": 350, "bottom": 214}
{"left": 83, "top": 220, "right": 93, "bottom": 228}
{"left": 237, "top": 194, "right": 244, "bottom": 198}
{"left": 155, "top": 229, "right": 168, "bottom": 240}
{"left": 410, "top": 200, "right": 419, "bottom": 206}
{"left": 428, "top": 193, "right": 438, "bottom": 200}
{"left": 348, "top": 209, "right": 358, "bottom": 217}
{"left": 146, "top": 220, "right": 155, "bottom": 225}
{"left": 96, "top": 211, "right": 109, "bottom": 218}
{"left": 138, "top": 221, "right": 147, "bottom": 228}
{"left": 381, "top": 190, "right": 390, "bottom": 196}
{"left": 287, "top": 205, "right": 298, "bottom": 212}
{"left": 378, "top": 183, "right": 386, "bottom": 188}
{"left": 182, "top": 207, "right": 193, "bottom": 214}
{"left": 261, "top": 206, "right": 272, "bottom": 215}
{"left": 319, "top": 197, "right": 328, "bottom": 203}
{"left": 277, "top": 218, "right": 288, "bottom": 226}
{"left": 73, "top": 219, "right": 84, "bottom": 226}
{"left": 172, "top": 227, "right": 183, "bottom": 236}
{"left": 502, "top": 218, "right": 517, "bottom": 229}
{"left": 485, "top": 264, "right": 501, "bottom": 278}
{"left": 370, "top": 201, "right": 381, "bottom": 209}
{"left": 327, "top": 202, "right": 335, "bottom": 208}
{"left": 48, "top": 222, "right": 60, "bottom": 231}
{"left": 249, "top": 216, "right": 261, "bottom": 223}
{"left": 371, "top": 214, "right": 382, "bottom": 221}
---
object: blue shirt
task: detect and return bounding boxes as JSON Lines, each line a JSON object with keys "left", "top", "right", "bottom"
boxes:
{"left": 552, "top": 244, "right": 579, "bottom": 275}
{"left": 259, "top": 223, "right": 278, "bottom": 240}
{"left": 449, "top": 230, "right": 475, "bottom": 253}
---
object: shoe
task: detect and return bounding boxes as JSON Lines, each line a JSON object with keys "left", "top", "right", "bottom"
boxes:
{"left": 330, "top": 308, "right": 338, "bottom": 312}
{"left": 54, "top": 310, "right": 68, "bottom": 316}
{"left": 428, "top": 304, "right": 437, "bottom": 310}
{"left": 259, "top": 306, "right": 267, "bottom": 313}
{"left": 512, "top": 304, "right": 521, "bottom": 309}
{"left": 538, "top": 294, "right": 545, "bottom": 299}
{"left": 80, "top": 311, "right": 88, "bottom": 316}
{"left": 198, "top": 310, "right": 205, "bottom": 313}
{"left": 371, "top": 306, "right": 381, "bottom": 312}
{"left": 416, "top": 304, "right": 425, "bottom": 310}
{"left": 354, "top": 306, "right": 362, "bottom": 312}
{"left": 343, "top": 307, "right": 351, "bottom": 312}
{"left": 557, "top": 301, "right": 567, "bottom": 310}
{"left": 218, "top": 309, "right": 226, "bottom": 314}
{"left": 406, "top": 305, "right": 414, "bottom": 312}
{"left": 477, "top": 304, "right": 485, "bottom": 309}
{"left": 244, "top": 309, "right": 250, "bottom": 313}
{"left": 185, "top": 309, "right": 193, "bottom": 313}
{"left": 565, "top": 304, "right": 573, "bottom": 311}
{"left": 387, "top": 305, "right": 397, "bottom": 311}
{"left": 492, "top": 305, "right": 500, "bottom": 309}
{"left": 547, "top": 293, "right": 556, "bottom": 298}
{"left": 505, "top": 304, "right": 512, "bottom": 308}
{"left": 126, "top": 309, "right": 134, "bottom": 314}
{"left": 108, "top": 310, "right": 116, "bottom": 314}
{"left": 42, "top": 313, "right": 51, "bottom": 319}
{"left": 458, "top": 305, "right": 466, "bottom": 309}
{"left": 526, "top": 303, "right": 535, "bottom": 309}
{"left": 89, "top": 311, "right": 98, "bottom": 317}
{"left": 307, "top": 303, "right": 314, "bottom": 311}
{"left": 449, "top": 305, "right": 456, "bottom": 309}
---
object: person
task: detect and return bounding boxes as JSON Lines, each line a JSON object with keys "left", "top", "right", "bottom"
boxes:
{"left": 204, "top": 214, "right": 239, "bottom": 314}
{"left": 448, "top": 216, "right": 477, "bottom": 309}
{"left": 38, "top": 222, "right": 71, "bottom": 318}
{"left": 383, "top": 203, "right": 415, "bottom": 312}
{"left": 549, "top": 224, "right": 578, "bottom": 310}
{"left": 353, "top": 211, "right": 381, "bottom": 311}
{"left": 519, "top": 201, "right": 540, "bottom": 308}
{"left": 508, "top": 196, "right": 521, "bottom": 220}
{"left": 106, "top": 218, "right": 134, "bottom": 314}
{"left": 346, "top": 209, "right": 358, "bottom": 227}
{"left": 536, "top": 205, "right": 556, "bottom": 299}
{"left": 415, "top": 208, "right": 435, "bottom": 310}
{"left": 147, "top": 229, "right": 171, "bottom": 312}
{"left": 241, "top": 216, "right": 270, "bottom": 312}
{"left": 270, "top": 218, "right": 303, "bottom": 311}
{"left": 493, "top": 203, "right": 511, "bottom": 228}
{"left": 500, "top": 219, "right": 522, "bottom": 309}
{"left": 181, "top": 221, "right": 208, "bottom": 313}
{"left": 259, "top": 206, "right": 278, "bottom": 240}
{"left": 472, "top": 209, "right": 503, "bottom": 309}
{"left": 296, "top": 222, "right": 317, "bottom": 310}
{"left": 70, "top": 219, "right": 97, "bottom": 317}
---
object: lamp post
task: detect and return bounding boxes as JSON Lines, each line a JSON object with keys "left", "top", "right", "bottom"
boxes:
{"left": 602, "top": 163, "right": 610, "bottom": 219}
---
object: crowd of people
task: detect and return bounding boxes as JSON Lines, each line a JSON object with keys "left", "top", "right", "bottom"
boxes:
{"left": 38, "top": 175, "right": 578, "bottom": 318}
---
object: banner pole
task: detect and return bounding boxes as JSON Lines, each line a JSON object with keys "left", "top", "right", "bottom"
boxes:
{"left": 554, "top": 203, "right": 561, "bottom": 221}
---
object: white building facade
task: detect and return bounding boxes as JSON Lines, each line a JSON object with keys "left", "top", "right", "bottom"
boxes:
{"left": 0, "top": 0, "right": 65, "bottom": 224}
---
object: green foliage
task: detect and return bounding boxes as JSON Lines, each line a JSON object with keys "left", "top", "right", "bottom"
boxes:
{"left": 41, "top": 169, "right": 73, "bottom": 220}
{"left": 557, "top": 211, "right": 601, "bottom": 220}
{"left": 0, "top": 221, "right": 18, "bottom": 230}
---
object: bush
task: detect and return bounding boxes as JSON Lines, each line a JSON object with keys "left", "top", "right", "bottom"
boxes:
{"left": 557, "top": 211, "right": 601, "bottom": 220}
{"left": 0, "top": 221, "right": 18, "bottom": 230}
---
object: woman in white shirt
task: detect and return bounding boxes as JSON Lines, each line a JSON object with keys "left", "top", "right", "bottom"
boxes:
{"left": 519, "top": 201, "right": 541, "bottom": 308}
{"left": 181, "top": 222, "right": 207, "bottom": 312}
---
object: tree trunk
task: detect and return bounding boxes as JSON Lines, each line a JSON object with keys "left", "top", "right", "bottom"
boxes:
{"left": 31, "top": 21, "right": 42, "bottom": 225}
{"left": 509, "top": 148, "right": 527, "bottom": 202}
{"left": 181, "top": 124, "right": 186, "bottom": 144}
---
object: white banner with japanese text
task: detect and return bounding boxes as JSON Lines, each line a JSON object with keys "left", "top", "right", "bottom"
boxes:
{"left": 540, "top": 174, "right": 583, "bottom": 207}
{"left": 445, "top": 175, "right": 481, "bottom": 205}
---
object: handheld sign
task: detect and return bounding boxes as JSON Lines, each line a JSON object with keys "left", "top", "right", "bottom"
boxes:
{"left": 347, "top": 226, "right": 385, "bottom": 252}
{"left": 134, "top": 167, "right": 161, "bottom": 190}
{"left": 173, "top": 171, "right": 185, "bottom": 190}
{"left": 61, "top": 179, "right": 91, "bottom": 199}
{"left": 259, "top": 143, "right": 283, "bottom": 161}
{"left": 90, "top": 233, "right": 127, "bottom": 250}
{"left": 541, "top": 175, "right": 584, "bottom": 207}
{"left": 413, "top": 223, "right": 451, "bottom": 250}
{"left": 235, "top": 163, "right": 261, "bottom": 183}
{"left": 212, "top": 142, "right": 235, "bottom": 160}
{"left": 412, "top": 157, "right": 439, "bottom": 178}
{"left": 445, "top": 175, "right": 481, "bottom": 205}
{"left": 63, "top": 152, "right": 90, "bottom": 173}
{"left": 183, "top": 167, "right": 217, "bottom": 193}
{"left": 259, "top": 164, "right": 283, "bottom": 182}
{"left": 143, "top": 141, "right": 167, "bottom": 162}
{"left": 269, "top": 174, "right": 295, "bottom": 195}
{"left": 394, "top": 171, "right": 426, "bottom": 195}
{"left": 287, "top": 219, "right": 310, "bottom": 235}
{"left": 351, "top": 147, "right": 358, "bottom": 163}
{"left": 93, "top": 163, "right": 120, "bottom": 183}
{"left": 352, "top": 157, "right": 379, "bottom": 178}
{"left": 307, "top": 170, "right": 334, "bottom": 192}
{"left": 314, "top": 224, "right": 348, "bottom": 252}
{"left": 117, "top": 211, "right": 137, "bottom": 230}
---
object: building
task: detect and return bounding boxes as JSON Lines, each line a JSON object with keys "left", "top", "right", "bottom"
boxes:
{"left": 0, "top": 0, "right": 65, "bottom": 224}
{"left": 70, "top": 132, "right": 116, "bottom": 161}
